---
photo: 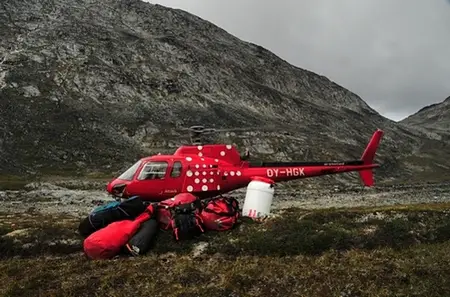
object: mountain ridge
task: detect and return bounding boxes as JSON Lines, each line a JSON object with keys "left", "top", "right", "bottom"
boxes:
{"left": 1, "top": 0, "right": 449, "bottom": 185}
{"left": 400, "top": 96, "right": 450, "bottom": 136}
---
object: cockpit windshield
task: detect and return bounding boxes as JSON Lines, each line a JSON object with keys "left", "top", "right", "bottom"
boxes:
{"left": 137, "top": 161, "right": 168, "bottom": 180}
{"left": 117, "top": 160, "right": 142, "bottom": 180}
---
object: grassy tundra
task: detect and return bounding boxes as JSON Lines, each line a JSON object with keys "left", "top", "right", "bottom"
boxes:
{"left": 1, "top": 202, "right": 450, "bottom": 297}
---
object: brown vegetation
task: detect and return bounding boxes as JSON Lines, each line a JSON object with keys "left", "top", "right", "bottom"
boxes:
{"left": 1, "top": 203, "right": 450, "bottom": 296}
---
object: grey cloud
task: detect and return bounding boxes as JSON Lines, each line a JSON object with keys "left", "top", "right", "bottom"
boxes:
{"left": 145, "top": 0, "right": 450, "bottom": 121}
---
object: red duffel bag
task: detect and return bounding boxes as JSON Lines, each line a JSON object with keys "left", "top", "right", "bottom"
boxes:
{"left": 199, "top": 196, "right": 240, "bottom": 231}
{"left": 83, "top": 204, "right": 155, "bottom": 260}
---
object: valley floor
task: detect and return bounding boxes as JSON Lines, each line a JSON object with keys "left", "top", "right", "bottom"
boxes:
{"left": 0, "top": 180, "right": 449, "bottom": 215}
{"left": 1, "top": 180, "right": 450, "bottom": 296}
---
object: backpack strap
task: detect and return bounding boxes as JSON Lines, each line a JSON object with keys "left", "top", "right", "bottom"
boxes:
{"left": 172, "top": 202, "right": 199, "bottom": 214}
{"left": 116, "top": 206, "right": 130, "bottom": 217}
{"left": 203, "top": 197, "right": 239, "bottom": 217}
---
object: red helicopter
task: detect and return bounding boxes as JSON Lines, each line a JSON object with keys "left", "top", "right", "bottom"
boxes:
{"left": 106, "top": 126, "right": 384, "bottom": 202}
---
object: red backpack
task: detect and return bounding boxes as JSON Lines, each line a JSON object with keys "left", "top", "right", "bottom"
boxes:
{"left": 156, "top": 193, "right": 205, "bottom": 241}
{"left": 200, "top": 196, "right": 240, "bottom": 231}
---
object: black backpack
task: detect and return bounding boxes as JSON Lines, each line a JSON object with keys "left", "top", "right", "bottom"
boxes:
{"left": 170, "top": 202, "right": 205, "bottom": 241}
{"left": 78, "top": 196, "right": 147, "bottom": 238}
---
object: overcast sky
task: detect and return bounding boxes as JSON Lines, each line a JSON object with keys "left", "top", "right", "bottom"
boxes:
{"left": 145, "top": 0, "right": 450, "bottom": 121}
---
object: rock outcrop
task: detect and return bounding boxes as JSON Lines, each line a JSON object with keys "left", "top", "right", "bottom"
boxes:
{"left": 1, "top": 0, "right": 449, "bottom": 184}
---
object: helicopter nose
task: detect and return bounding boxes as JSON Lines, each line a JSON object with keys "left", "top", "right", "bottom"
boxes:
{"left": 106, "top": 181, "right": 113, "bottom": 193}
{"left": 106, "top": 179, "right": 128, "bottom": 196}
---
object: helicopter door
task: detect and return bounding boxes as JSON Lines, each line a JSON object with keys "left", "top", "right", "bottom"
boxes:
{"left": 182, "top": 164, "right": 220, "bottom": 194}
{"left": 133, "top": 161, "right": 172, "bottom": 199}
{"left": 166, "top": 160, "right": 184, "bottom": 196}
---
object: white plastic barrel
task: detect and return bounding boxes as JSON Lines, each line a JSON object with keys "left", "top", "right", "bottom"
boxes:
{"left": 242, "top": 177, "right": 275, "bottom": 218}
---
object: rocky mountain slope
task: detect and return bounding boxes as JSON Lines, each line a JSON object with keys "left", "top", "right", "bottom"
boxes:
{"left": 1, "top": 0, "right": 449, "bottom": 185}
{"left": 400, "top": 96, "right": 450, "bottom": 137}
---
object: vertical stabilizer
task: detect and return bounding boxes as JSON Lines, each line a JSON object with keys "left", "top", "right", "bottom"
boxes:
{"left": 359, "top": 129, "right": 384, "bottom": 186}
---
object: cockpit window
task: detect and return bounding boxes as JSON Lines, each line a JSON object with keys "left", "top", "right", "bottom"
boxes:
{"left": 137, "top": 161, "right": 168, "bottom": 180}
{"left": 117, "top": 160, "right": 142, "bottom": 180}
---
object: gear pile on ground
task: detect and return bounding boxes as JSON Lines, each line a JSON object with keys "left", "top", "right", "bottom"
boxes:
{"left": 78, "top": 193, "right": 240, "bottom": 260}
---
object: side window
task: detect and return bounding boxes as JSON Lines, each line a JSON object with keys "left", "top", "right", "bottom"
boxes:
{"left": 170, "top": 161, "right": 182, "bottom": 177}
{"left": 137, "top": 161, "right": 168, "bottom": 180}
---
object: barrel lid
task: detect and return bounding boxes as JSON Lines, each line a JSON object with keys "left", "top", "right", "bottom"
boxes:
{"left": 251, "top": 176, "right": 275, "bottom": 184}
